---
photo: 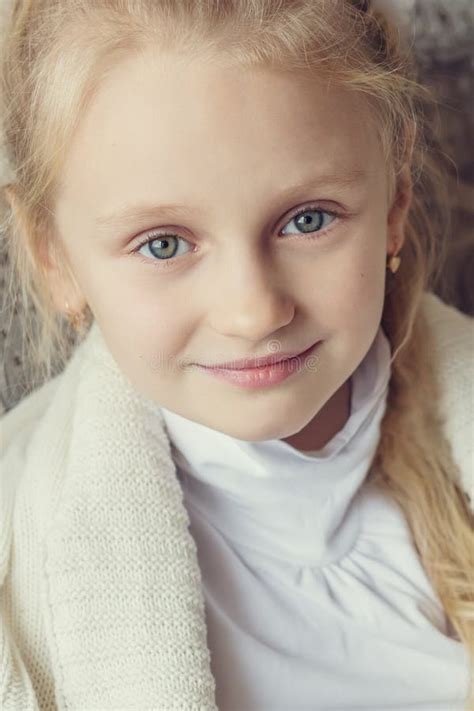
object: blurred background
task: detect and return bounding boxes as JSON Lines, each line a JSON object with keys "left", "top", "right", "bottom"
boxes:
{"left": 0, "top": 0, "right": 473, "bottom": 413}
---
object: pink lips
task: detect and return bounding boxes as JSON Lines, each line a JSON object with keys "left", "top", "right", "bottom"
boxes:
{"left": 194, "top": 341, "right": 321, "bottom": 390}
{"left": 203, "top": 346, "right": 314, "bottom": 370}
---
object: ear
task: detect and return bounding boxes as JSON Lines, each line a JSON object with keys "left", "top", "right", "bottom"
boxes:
{"left": 4, "top": 184, "right": 87, "bottom": 315}
{"left": 386, "top": 163, "right": 413, "bottom": 257}
{"left": 43, "top": 239, "right": 87, "bottom": 315}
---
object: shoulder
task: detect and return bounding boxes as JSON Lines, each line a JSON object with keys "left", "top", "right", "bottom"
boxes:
{"left": 0, "top": 375, "right": 62, "bottom": 585}
{"left": 420, "top": 291, "right": 474, "bottom": 503}
{"left": 1, "top": 374, "right": 61, "bottom": 452}
{"left": 0, "top": 370, "right": 63, "bottom": 493}
{"left": 0, "top": 332, "right": 90, "bottom": 588}
{"left": 421, "top": 290, "right": 473, "bottom": 350}
{"left": 420, "top": 291, "right": 473, "bottom": 401}
{"left": 0, "top": 326, "right": 96, "bottom": 467}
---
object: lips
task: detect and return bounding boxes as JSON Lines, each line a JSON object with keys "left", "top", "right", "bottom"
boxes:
{"left": 200, "top": 341, "right": 320, "bottom": 371}
{"left": 194, "top": 340, "right": 322, "bottom": 390}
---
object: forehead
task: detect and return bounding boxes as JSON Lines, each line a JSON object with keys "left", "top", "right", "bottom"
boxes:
{"left": 55, "top": 50, "right": 383, "bottom": 217}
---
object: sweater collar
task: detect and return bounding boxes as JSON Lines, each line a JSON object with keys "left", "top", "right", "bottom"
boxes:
{"left": 161, "top": 325, "right": 392, "bottom": 566}
{"left": 38, "top": 319, "right": 218, "bottom": 709}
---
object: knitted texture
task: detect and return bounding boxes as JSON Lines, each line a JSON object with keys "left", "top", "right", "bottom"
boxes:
{"left": 1, "top": 323, "right": 218, "bottom": 710}
{"left": 0, "top": 290, "right": 472, "bottom": 710}
{"left": 421, "top": 292, "right": 474, "bottom": 502}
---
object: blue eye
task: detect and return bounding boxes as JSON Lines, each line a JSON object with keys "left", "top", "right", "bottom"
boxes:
{"left": 132, "top": 204, "right": 340, "bottom": 267}
{"left": 134, "top": 233, "right": 193, "bottom": 264}
{"left": 281, "top": 207, "right": 337, "bottom": 236}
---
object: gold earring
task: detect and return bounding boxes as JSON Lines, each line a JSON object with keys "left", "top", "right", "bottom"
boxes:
{"left": 386, "top": 253, "right": 401, "bottom": 274}
{"left": 64, "top": 299, "right": 88, "bottom": 331}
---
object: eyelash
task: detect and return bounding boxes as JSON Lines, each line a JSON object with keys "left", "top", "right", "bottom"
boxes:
{"left": 131, "top": 203, "right": 343, "bottom": 269}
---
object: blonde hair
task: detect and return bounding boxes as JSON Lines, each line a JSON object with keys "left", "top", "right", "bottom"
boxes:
{"left": 1, "top": 0, "right": 473, "bottom": 705}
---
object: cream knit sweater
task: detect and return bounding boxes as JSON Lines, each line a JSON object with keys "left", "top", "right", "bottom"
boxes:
{"left": 0, "top": 291, "right": 473, "bottom": 710}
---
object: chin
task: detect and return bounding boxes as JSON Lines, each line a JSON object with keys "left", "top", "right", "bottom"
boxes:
{"left": 221, "top": 415, "right": 303, "bottom": 443}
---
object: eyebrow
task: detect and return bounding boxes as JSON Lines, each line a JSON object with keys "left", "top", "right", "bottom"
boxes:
{"left": 95, "top": 168, "right": 368, "bottom": 233}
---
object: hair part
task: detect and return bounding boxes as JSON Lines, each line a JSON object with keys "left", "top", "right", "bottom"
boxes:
{"left": 1, "top": 1, "right": 472, "bottom": 705}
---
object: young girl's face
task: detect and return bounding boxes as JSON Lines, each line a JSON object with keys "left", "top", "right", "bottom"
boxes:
{"left": 52, "top": 50, "right": 406, "bottom": 442}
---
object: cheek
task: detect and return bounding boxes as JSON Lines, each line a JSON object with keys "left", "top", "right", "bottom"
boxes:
{"left": 332, "top": 262, "right": 387, "bottom": 378}
{"left": 310, "top": 247, "right": 387, "bottom": 384}
{"left": 302, "top": 236, "right": 386, "bottom": 328}
{"left": 343, "top": 250, "right": 386, "bottom": 310}
{"left": 120, "top": 310, "right": 192, "bottom": 377}
{"left": 79, "top": 276, "right": 190, "bottom": 377}
{"left": 68, "top": 244, "right": 201, "bottom": 380}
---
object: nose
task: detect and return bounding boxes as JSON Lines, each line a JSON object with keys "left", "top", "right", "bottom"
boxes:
{"left": 206, "top": 248, "right": 295, "bottom": 341}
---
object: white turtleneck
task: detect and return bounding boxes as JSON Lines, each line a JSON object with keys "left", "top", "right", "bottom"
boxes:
{"left": 161, "top": 326, "right": 470, "bottom": 710}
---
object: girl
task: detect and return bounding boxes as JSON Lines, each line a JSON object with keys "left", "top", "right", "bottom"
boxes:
{"left": 0, "top": 0, "right": 473, "bottom": 709}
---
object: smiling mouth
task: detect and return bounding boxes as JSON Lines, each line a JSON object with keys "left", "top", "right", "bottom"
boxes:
{"left": 197, "top": 341, "right": 321, "bottom": 371}
{"left": 191, "top": 340, "right": 322, "bottom": 390}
